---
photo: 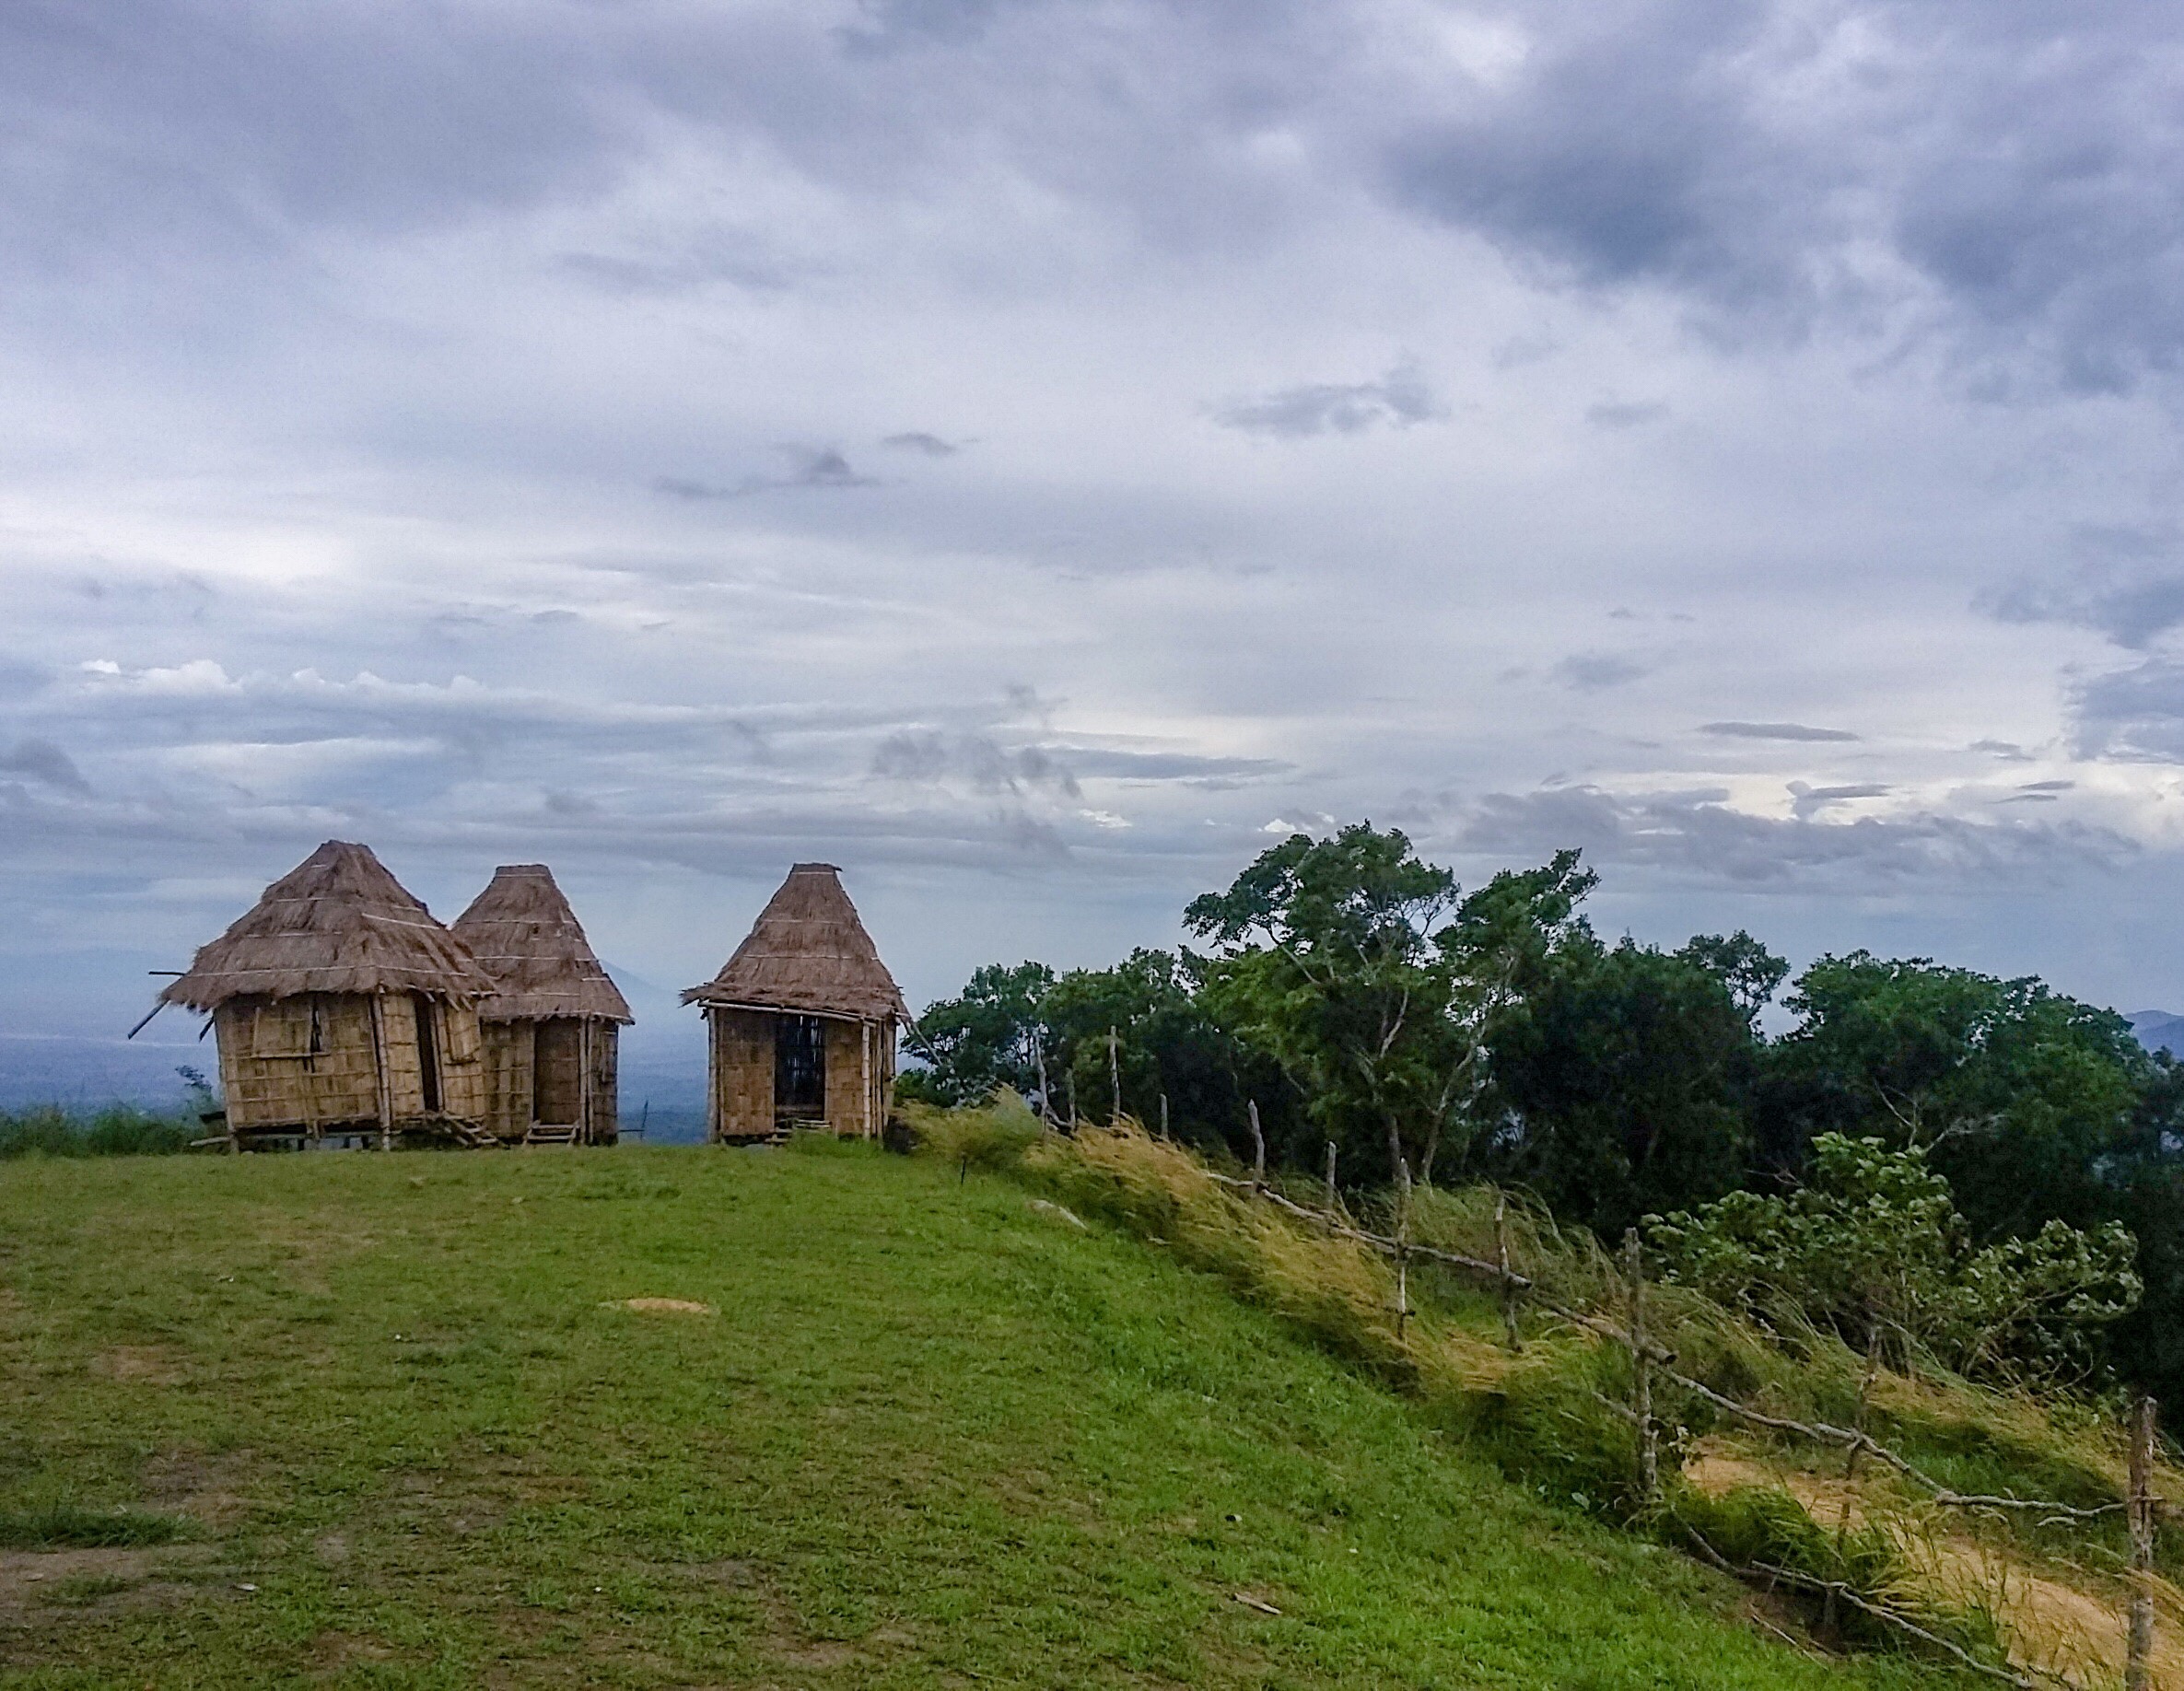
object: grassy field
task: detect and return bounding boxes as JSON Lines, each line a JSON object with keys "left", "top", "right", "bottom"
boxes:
{"left": 0, "top": 1141, "right": 1966, "bottom": 1688}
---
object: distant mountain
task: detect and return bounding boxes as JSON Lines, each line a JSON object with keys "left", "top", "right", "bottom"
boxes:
{"left": 601, "top": 962, "right": 708, "bottom": 1143}
{"left": 2129, "top": 1010, "right": 2184, "bottom": 1057}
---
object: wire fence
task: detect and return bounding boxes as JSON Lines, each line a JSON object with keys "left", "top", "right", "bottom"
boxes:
{"left": 1190, "top": 1151, "right": 2167, "bottom": 1689}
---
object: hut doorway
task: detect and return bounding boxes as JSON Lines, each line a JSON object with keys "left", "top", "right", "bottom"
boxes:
{"left": 533, "top": 1020, "right": 583, "bottom": 1125}
{"left": 774, "top": 1015, "right": 826, "bottom": 1125}
{"left": 412, "top": 992, "right": 443, "bottom": 1114}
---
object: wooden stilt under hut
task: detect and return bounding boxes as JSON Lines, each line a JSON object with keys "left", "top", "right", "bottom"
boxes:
{"left": 683, "top": 863, "right": 907, "bottom": 1144}
{"left": 452, "top": 865, "right": 632, "bottom": 1147}
{"left": 155, "top": 840, "right": 495, "bottom": 1150}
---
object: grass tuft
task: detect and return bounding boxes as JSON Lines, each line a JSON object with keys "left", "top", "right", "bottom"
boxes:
{"left": 0, "top": 1502, "right": 189, "bottom": 1549}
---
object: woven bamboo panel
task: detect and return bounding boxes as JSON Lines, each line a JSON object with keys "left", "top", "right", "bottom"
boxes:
{"left": 709, "top": 1009, "right": 774, "bottom": 1138}
{"left": 478, "top": 1020, "right": 534, "bottom": 1139}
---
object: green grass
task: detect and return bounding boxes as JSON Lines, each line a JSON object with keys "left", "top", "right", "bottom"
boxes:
{"left": 0, "top": 1140, "right": 1968, "bottom": 1687}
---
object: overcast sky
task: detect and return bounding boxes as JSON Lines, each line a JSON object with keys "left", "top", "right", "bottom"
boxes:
{"left": 9, "top": 0, "right": 2184, "bottom": 1070}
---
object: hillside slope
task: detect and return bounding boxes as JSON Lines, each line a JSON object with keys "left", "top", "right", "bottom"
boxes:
{"left": 0, "top": 1143, "right": 1953, "bottom": 1687}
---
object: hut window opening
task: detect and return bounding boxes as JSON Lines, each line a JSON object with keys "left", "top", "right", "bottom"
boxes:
{"left": 775, "top": 1015, "right": 826, "bottom": 1122}
{"left": 413, "top": 992, "right": 443, "bottom": 1114}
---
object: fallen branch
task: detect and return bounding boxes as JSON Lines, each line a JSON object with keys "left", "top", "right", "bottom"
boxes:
{"left": 1680, "top": 1527, "right": 2043, "bottom": 1688}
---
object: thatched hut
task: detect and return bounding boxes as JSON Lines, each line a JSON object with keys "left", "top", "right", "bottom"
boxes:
{"left": 451, "top": 865, "right": 632, "bottom": 1146}
{"left": 682, "top": 864, "right": 907, "bottom": 1142}
{"left": 158, "top": 840, "right": 495, "bottom": 1149}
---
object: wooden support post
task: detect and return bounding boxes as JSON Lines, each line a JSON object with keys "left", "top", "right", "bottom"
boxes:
{"left": 2127, "top": 1394, "right": 2157, "bottom": 1691}
{"left": 1066, "top": 1067, "right": 1078, "bottom": 1132}
{"left": 861, "top": 1020, "right": 874, "bottom": 1140}
{"left": 1627, "top": 1229, "right": 1657, "bottom": 1507}
{"left": 1247, "top": 1100, "right": 1266, "bottom": 1196}
{"left": 1108, "top": 1026, "right": 1121, "bottom": 1124}
{"left": 1324, "top": 1139, "right": 1338, "bottom": 1220}
{"left": 1495, "top": 1192, "right": 1522, "bottom": 1352}
{"left": 703, "top": 1010, "right": 720, "bottom": 1143}
{"left": 1158, "top": 1093, "right": 1169, "bottom": 1141}
{"left": 578, "top": 1018, "right": 593, "bottom": 1146}
{"left": 369, "top": 993, "right": 394, "bottom": 1153}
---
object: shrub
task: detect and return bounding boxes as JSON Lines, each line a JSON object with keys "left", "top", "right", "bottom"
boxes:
{"left": 0, "top": 1105, "right": 196, "bottom": 1159}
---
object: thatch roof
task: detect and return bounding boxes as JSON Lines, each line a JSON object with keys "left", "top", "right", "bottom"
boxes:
{"left": 682, "top": 863, "right": 908, "bottom": 1022}
{"left": 160, "top": 840, "right": 496, "bottom": 1012}
{"left": 452, "top": 864, "right": 633, "bottom": 1024}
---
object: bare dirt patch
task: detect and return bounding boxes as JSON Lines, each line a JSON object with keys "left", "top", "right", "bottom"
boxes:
{"left": 89, "top": 1346, "right": 186, "bottom": 1386}
{"left": 0, "top": 1545, "right": 213, "bottom": 1627}
{"left": 141, "top": 1446, "right": 255, "bottom": 1529}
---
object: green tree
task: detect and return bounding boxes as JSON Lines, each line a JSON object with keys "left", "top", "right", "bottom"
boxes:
{"left": 1185, "top": 824, "right": 1469, "bottom": 1184}
{"left": 1477, "top": 937, "right": 1760, "bottom": 1237}
{"left": 904, "top": 961, "right": 1055, "bottom": 1106}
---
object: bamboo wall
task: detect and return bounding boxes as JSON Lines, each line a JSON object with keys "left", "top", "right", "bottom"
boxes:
{"left": 212, "top": 991, "right": 485, "bottom": 1134}
{"left": 216, "top": 994, "right": 379, "bottom": 1130}
{"left": 707, "top": 1009, "right": 893, "bottom": 1141}
{"left": 479, "top": 1018, "right": 620, "bottom": 1142}
{"left": 478, "top": 1020, "right": 534, "bottom": 1139}
{"left": 707, "top": 1009, "right": 774, "bottom": 1139}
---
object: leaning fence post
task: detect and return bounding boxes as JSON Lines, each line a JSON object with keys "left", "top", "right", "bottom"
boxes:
{"left": 1495, "top": 1191, "right": 1522, "bottom": 1352}
{"left": 1247, "top": 1100, "right": 1266, "bottom": 1196}
{"left": 1396, "top": 1156, "right": 1414, "bottom": 1342}
{"left": 1626, "top": 1229, "right": 1657, "bottom": 1507}
{"left": 2128, "top": 1394, "right": 2157, "bottom": 1691}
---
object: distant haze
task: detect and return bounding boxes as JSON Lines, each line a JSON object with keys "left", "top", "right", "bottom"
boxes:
{"left": 7, "top": 1, "right": 2184, "bottom": 1104}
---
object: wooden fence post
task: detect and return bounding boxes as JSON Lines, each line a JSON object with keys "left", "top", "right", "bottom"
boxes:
{"left": 1324, "top": 1139, "right": 1338, "bottom": 1220}
{"left": 1108, "top": 1027, "right": 1121, "bottom": 1124}
{"left": 1159, "top": 1093, "right": 1169, "bottom": 1142}
{"left": 1247, "top": 1100, "right": 1266, "bottom": 1196}
{"left": 1626, "top": 1229, "right": 1657, "bottom": 1507}
{"left": 1034, "top": 1030, "right": 1052, "bottom": 1129}
{"left": 1396, "top": 1157, "right": 1413, "bottom": 1342}
{"left": 2128, "top": 1394, "right": 2157, "bottom": 1691}
{"left": 1495, "top": 1192, "right": 1522, "bottom": 1352}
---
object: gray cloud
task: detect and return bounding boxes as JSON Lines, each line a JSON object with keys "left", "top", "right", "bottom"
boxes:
{"left": 871, "top": 730, "right": 1081, "bottom": 799}
{"left": 1214, "top": 361, "right": 1440, "bottom": 437}
{"left": 1702, "top": 721, "right": 1861, "bottom": 742}
{"left": 1384, "top": 0, "right": 2184, "bottom": 390}
{"left": 1554, "top": 652, "right": 1649, "bottom": 691}
{"left": 1985, "top": 526, "right": 2184, "bottom": 647}
{"left": 1788, "top": 780, "right": 1890, "bottom": 819}
{"left": 882, "top": 431, "right": 961, "bottom": 457}
{"left": 653, "top": 448, "right": 879, "bottom": 501}
{"left": 1460, "top": 783, "right": 2134, "bottom": 888}
{"left": 1587, "top": 400, "right": 1670, "bottom": 429}
{"left": 0, "top": 738, "right": 89, "bottom": 794}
